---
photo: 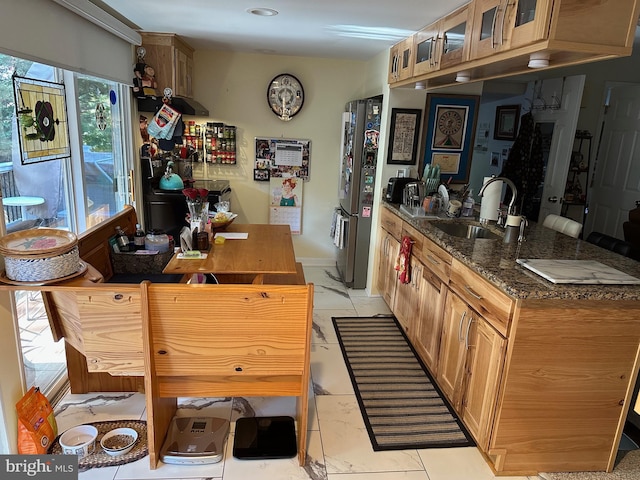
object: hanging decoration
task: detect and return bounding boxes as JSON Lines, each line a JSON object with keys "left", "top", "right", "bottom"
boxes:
{"left": 95, "top": 103, "right": 108, "bottom": 131}
{"left": 13, "top": 74, "right": 70, "bottom": 165}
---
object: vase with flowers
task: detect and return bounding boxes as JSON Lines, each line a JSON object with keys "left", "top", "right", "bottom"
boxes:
{"left": 183, "top": 188, "right": 209, "bottom": 233}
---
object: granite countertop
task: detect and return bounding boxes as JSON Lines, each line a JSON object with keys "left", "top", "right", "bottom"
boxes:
{"left": 384, "top": 203, "right": 640, "bottom": 301}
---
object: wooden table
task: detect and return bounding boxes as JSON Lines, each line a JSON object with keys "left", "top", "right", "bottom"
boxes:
{"left": 163, "top": 223, "right": 298, "bottom": 283}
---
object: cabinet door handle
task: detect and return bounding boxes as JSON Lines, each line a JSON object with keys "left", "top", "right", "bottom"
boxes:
{"left": 426, "top": 254, "right": 440, "bottom": 266}
{"left": 465, "top": 316, "right": 474, "bottom": 350}
{"left": 432, "top": 35, "right": 439, "bottom": 66}
{"left": 491, "top": 6, "right": 500, "bottom": 48}
{"left": 458, "top": 310, "right": 467, "bottom": 342}
{"left": 464, "top": 285, "right": 483, "bottom": 300}
{"left": 499, "top": 0, "right": 513, "bottom": 46}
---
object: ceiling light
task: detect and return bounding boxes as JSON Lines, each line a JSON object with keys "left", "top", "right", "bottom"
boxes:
{"left": 528, "top": 52, "right": 550, "bottom": 68}
{"left": 247, "top": 8, "right": 279, "bottom": 16}
{"left": 415, "top": 82, "right": 426, "bottom": 90}
{"left": 455, "top": 71, "right": 470, "bottom": 82}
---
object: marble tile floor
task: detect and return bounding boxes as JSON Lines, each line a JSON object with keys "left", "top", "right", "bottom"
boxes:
{"left": 54, "top": 266, "right": 543, "bottom": 480}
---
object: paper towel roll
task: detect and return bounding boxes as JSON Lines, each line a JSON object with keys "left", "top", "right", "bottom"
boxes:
{"left": 479, "top": 177, "right": 502, "bottom": 221}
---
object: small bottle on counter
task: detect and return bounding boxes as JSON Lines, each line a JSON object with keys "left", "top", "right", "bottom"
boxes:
{"left": 134, "top": 223, "right": 146, "bottom": 250}
{"left": 115, "top": 226, "right": 130, "bottom": 252}
{"left": 461, "top": 189, "right": 475, "bottom": 217}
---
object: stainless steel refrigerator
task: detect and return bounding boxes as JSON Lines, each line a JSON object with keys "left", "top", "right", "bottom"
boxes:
{"left": 336, "top": 96, "right": 383, "bottom": 289}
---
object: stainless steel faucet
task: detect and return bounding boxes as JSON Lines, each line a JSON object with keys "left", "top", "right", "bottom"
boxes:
{"left": 478, "top": 176, "right": 518, "bottom": 222}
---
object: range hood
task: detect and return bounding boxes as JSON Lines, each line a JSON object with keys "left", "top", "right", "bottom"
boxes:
{"left": 137, "top": 96, "right": 209, "bottom": 116}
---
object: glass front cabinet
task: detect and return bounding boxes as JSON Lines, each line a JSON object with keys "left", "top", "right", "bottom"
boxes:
{"left": 470, "top": 0, "right": 552, "bottom": 60}
{"left": 439, "top": 3, "right": 475, "bottom": 70}
{"left": 412, "top": 22, "right": 442, "bottom": 77}
{"left": 388, "top": 36, "right": 415, "bottom": 83}
{"left": 413, "top": 3, "right": 474, "bottom": 77}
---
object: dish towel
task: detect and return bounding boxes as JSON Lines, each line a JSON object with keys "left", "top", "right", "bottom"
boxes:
{"left": 395, "top": 235, "right": 413, "bottom": 284}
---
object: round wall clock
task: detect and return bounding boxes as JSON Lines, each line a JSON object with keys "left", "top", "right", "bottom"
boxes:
{"left": 267, "top": 74, "right": 304, "bottom": 121}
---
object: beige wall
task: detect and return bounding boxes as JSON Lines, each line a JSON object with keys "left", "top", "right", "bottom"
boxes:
{"left": 189, "top": 50, "right": 384, "bottom": 264}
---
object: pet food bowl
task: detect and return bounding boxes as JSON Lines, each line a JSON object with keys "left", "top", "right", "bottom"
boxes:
{"left": 100, "top": 427, "right": 138, "bottom": 456}
{"left": 59, "top": 424, "right": 98, "bottom": 458}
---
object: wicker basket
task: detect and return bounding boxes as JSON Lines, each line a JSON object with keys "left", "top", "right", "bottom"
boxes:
{"left": 0, "top": 228, "right": 80, "bottom": 282}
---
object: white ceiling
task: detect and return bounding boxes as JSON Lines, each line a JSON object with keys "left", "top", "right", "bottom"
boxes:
{"left": 92, "top": 0, "right": 469, "bottom": 60}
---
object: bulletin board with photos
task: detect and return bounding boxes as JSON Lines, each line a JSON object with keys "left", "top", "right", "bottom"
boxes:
{"left": 254, "top": 137, "right": 311, "bottom": 181}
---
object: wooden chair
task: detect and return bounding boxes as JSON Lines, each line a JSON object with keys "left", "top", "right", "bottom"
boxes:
{"left": 141, "top": 281, "right": 314, "bottom": 469}
{"left": 542, "top": 213, "right": 583, "bottom": 239}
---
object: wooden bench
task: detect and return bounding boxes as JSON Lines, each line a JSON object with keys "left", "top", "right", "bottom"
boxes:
{"left": 43, "top": 205, "right": 179, "bottom": 393}
{"left": 142, "top": 281, "right": 313, "bottom": 468}
{"left": 256, "top": 262, "right": 306, "bottom": 285}
{"left": 41, "top": 279, "right": 315, "bottom": 468}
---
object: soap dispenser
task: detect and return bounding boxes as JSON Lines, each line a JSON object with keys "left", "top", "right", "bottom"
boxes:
{"left": 462, "top": 189, "right": 475, "bottom": 217}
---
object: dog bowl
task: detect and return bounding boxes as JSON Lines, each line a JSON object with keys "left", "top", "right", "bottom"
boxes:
{"left": 100, "top": 427, "right": 138, "bottom": 456}
{"left": 59, "top": 424, "right": 98, "bottom": 458}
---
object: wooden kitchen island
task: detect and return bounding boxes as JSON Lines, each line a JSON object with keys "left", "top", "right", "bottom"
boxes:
{"left": 377, "top": 204, "right": 640, "bottom": 476}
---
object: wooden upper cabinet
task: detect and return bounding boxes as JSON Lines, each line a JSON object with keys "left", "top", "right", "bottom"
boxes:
{"left": 389, "top": 36, "right": 415, "bottom": 83}
{"left": 439, "top": 3, "right": 475, "bottom": 70}
{"left": 508, "top": 0, "right": 554, "bottom": 50}
{"left": 140, "top": 33, "right": 194, "bottom": 98}
{"left": 413, "top": 20, "right": 442, "bottom": 77}
{"left": 470, "top": 0, "right": 554, "bottom": 60}
{"left": 471, "top": 0, "right": 639, "bottom": 60}
{"left": 469, "top": 0, "right": 511, "bottom": 59}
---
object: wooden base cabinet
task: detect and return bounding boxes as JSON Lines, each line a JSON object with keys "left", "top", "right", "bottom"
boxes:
{"left": 487, "top": 299, "right": 640, "bottom": 474}
{"left": 377, "top": 208, "right": 403, "bottom": 309}
{"left": 437, "top": 288, "right": 506, "bottom": 449}
{"left": 394, "top": 257, "right": 421, "bottom": 339}
{"left": 376, "top": 228, "right": 399, "bottom": 308}
{"left": 462, "top": 313, "right": 505, "bottom": 450}
{"left": 413, "top": 266, "right": 445, "bottom": 374}
{"left": 436, "top": 289, "right": 468, "bottom": 409}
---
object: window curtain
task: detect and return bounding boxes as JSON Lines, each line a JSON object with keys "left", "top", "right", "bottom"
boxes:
{"left": 0, "top": 0, "right": 137, "bottom": 85}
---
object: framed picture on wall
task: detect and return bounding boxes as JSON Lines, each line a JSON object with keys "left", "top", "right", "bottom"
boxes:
{"left": 421, "top": 93, "right": 479, "bottom": 183}
{"left": 431, "top": 104, "right": 468, "bottom": 151}
{"left": 494, "top": 105, "right": 520, "bottom": 140}
{"left": 386, "top": 108, "right": 422, "bottom": 165}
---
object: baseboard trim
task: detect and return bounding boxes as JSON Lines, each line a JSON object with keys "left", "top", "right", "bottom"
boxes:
{"left": 295, "top": 257, "right": 336, "bottom": 267}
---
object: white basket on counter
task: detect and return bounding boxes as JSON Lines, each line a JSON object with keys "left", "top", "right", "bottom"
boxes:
{"left": 0, "top": 228, "right": 80, "bottom": 282}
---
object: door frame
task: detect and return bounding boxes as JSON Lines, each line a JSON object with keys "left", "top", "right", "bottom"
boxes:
{"left": 532, "top": 75, "right": 585, "bottom": 223}
{"left": 584, "top": 81, "right": 640, "bottom": 238}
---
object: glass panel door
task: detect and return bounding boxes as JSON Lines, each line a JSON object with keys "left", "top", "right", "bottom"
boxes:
{"left": 0, "top": 53, "right": 133, "bottom": 399}
{"left": 75, "top": 74, "right": 130, "bottom": 229}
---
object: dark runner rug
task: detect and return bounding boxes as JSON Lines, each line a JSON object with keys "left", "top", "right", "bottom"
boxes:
{"left": 332, "top": 315, "right": 474, "bottom": 451}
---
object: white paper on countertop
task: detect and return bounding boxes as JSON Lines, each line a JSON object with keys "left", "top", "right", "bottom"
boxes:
{"left": 214, "top": 232, "right": 249, "bottom": 239}
{"left": 177, "top": 252, "right": 208, "bottom": 259}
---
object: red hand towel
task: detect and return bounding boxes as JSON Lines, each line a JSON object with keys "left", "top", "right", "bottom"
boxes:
{"left": 395, "top": 235, "right": 413, "bottom": 284}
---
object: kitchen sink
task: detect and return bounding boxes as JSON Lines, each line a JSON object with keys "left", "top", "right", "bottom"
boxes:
{"left": 431, "top": 221, "right": 501, "bottom": 240}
